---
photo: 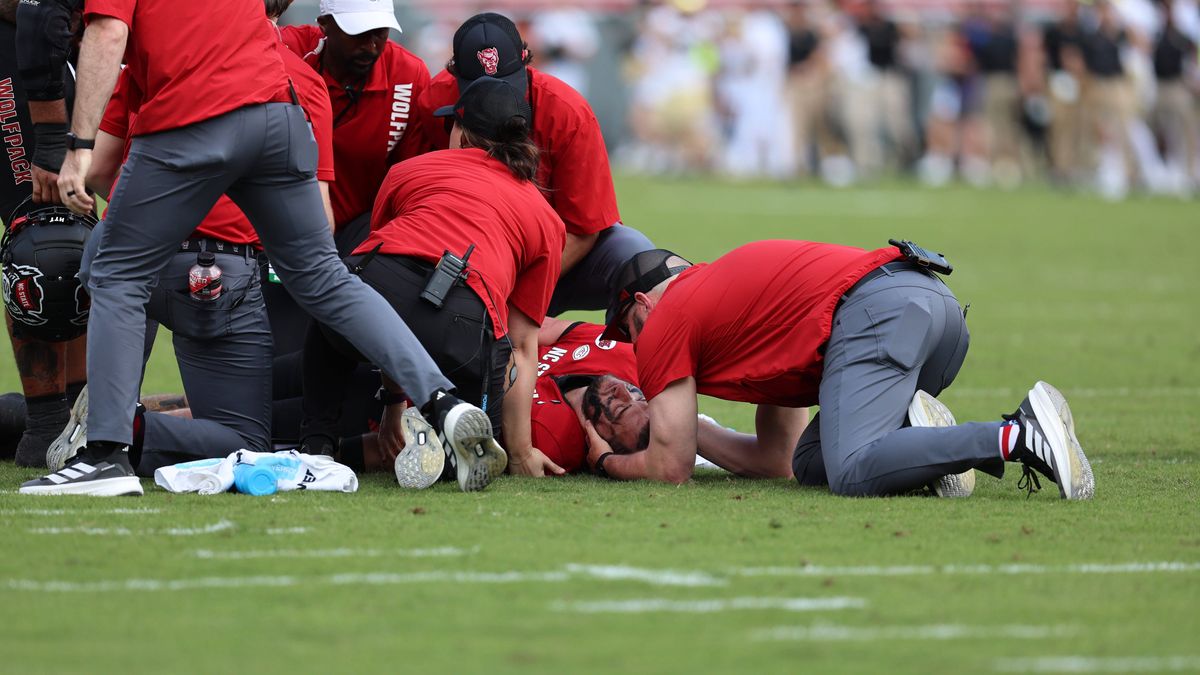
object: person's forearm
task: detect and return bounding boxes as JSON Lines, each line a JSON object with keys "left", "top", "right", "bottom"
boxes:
{"left": 86, "top": 130, "right": 122, "bottom": 198}
{"left": 319, "top": 181, "right": 335, "bottom": 231}
{"left": 560, "top": 231, "right": 599, "bottom": 276}
{"left": 696, "top": 419, "right": 793, "bottom": 478}
{"left": 28, "top": 100, "right": 68, "bottom": 125}
{"left": 501, "top": 344, "right": 537, "bottom": 459}
{"left": 70, "top": 18, "right": 127, "bottom": 140}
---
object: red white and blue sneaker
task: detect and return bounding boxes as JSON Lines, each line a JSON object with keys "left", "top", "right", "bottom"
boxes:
{"left": 907, "top": 390, "right": 976, "bottom": 498}
{"left": 19, "top": 445, "right": 143, "bottom": 496}
{"left": 1001, "top": 381, "right": 1094, "bottom": 500}
{"left": 423, "top": 390, "right": 507, "bottom": 492}
{"left": 393, "top": 407, "right": 446, "bottom": 490}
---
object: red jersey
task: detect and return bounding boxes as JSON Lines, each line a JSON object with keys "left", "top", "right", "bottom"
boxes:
{"left": 281, "top": 25, "right": 430, "bottom": 227}
{"left": 531, "top": 322, "right": 638, "bottom": 474}
{"left": 84, "top": 0, "right": 290, "bottom": 137}
{"left": 635, "top": 241, "right": 904, "bottom": 407}
{"left": 357, "top": 148, "right": 564, "bottom": 336}
{"left": 100, "top": 45, "right": 335, "bottom": 246}
{"left": 404, "top": 67, "right": 620, "bottom": 236}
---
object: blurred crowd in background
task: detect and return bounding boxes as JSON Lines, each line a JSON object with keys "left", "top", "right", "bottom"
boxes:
{"left": 289, "top": 0, "right": 1200, "bottom": 198}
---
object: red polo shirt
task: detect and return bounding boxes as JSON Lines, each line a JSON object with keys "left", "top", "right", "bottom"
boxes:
{"left": 281, "top": 25, "right": 429, "bottom": 228}
{"left": 635, "top": 241, "right": 904, "bottom": 407}
{"left": 357, "top": 148, "right": 564, "bottom": 336}
{"left": 100, "top": 47, "right": 335, "bottom": 246}
{"left": 404, "top": 67, "right": 620, "bottom": 237}
{"left": 531, "top": 322, "right": 639, "bottom": 474}
{"left": 84, "top": 0, "right": 290, "bottom": 137}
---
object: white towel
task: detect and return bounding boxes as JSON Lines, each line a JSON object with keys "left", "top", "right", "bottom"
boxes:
{"left": 154, "top": 450, "right": 358, "bottom": 494}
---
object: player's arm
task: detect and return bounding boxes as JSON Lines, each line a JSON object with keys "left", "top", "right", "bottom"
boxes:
{"left": 694, "top": 404, "right": 803, "bottom": 479}
{"left": 15, "top": 0, "right": 75, "bottom": 203}
{"left": 85, "top": 129, "right": 122, "bottom": 198}
{"left": 537, "top": 316, "right": 575, "bottom": 346}
{"left": 561, "top": 231, "right": 599, "bottom": 276}
{"left": 58, "top": 14, "right": 126, "bottom": 214}
{"left": 586, "top": 377, "right": 699, "bottom": 484}
{"left": 504, "top": 308, "right": 565, "bottom": 477}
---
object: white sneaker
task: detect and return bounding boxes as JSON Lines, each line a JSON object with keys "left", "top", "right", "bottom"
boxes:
{"left": 1005, "top": 382, "right": 1095, "bottom": 500}
{"left": 46, "top": 385, "right": 88, "bottom": 472}
{"left": 425, "top": 390, "right": 507, "bottom": 492}
{"left": 393, "top": 408, "right": 445, "bottom": 490}
{"left": 908, "top": 390, "right": 976, "bottom": 498}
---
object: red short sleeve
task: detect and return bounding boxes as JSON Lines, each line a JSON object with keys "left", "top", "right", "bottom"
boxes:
{"left": 542, "top": 110, "right": 620, "bottom": 236}
{"left": 635, "top": 306, "right": 701, "bottom": 400}
{"left": 84, "top": 0, "right": 134, "bottom": 26}
{"left": 508, "top": 245, "right": 560, "bottom": 327}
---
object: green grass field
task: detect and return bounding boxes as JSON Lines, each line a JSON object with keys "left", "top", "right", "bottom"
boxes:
{"left": 1, "top": 179, "right": 1198, "bottom": 674}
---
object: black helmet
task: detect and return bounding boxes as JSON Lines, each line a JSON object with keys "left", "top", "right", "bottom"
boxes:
{"left": 2, "top": 202, "right": 96, "bottom": 342}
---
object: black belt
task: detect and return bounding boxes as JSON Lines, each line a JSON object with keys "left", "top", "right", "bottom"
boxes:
{"left": 179, "top": 237, "right": 256, "bottom": 258}
{"left": 842, "top": 261, "right": 931, "bottom": 300}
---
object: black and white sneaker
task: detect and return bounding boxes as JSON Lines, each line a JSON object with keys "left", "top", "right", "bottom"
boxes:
{"left": 1002, "top": 381, "right": 1094, "bottom": 500}
{"left": 46, "top": 385, "right": 88, "bottom": 472}
{"left": 423, "top": 389, "right": 507, "bottom": 492}
{"left": 393, "top": 407, "right": 446, "bottom": 489}
{"left": 907, "top": 390, "right": 975, "bottom": 498}
{"left": 19, "top": 446, "right": 143, "bottom": 496}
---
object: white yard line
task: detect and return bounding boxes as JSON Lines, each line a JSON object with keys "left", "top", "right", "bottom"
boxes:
{"left": 565, "top": 564, "right": 726, "bottom": 587}
{"left": 946, "top": 386, "right": 1200, "bottom": 399}
{"left": 265, "top": 527, "right": 310, "bottom": 535}
{"left": 993, "top": 656, "right": 1200, "bottom": 673}
{"left": 732, "top": 561, "right": 1200, "bottom": 579}
{"left": 29, "top": 519, "right": 235, "bottom": 537}
{"left": 554, "top": 597, "right": 866, "bottom": 614}
{"left": 754, "top": 623, "right": 1079, "bottom": 642}
{"left": 6, "top": 570, "right": 571, "bottom": 593}
{"left": 192, "top": 546, "right": 477, "bottom": 560}
{"left": 1, "top": 508, "right": 162, "bottom": 516}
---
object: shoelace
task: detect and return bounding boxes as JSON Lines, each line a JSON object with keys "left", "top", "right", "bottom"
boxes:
{"left": 1017, "top": 463, "right": 1042, "bottom": 498}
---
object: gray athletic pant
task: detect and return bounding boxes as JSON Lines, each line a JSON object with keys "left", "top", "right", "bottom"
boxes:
{"left": 548, "top": 223, "right": 654, "bottom": 315}
{"left": 81, "top": 102, "right": 452, "bottom": 446}
{"left": 791, "top": 267, "right": 1006, "bottom": 496}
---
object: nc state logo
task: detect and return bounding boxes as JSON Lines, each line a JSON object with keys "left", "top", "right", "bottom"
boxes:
{"left": 2, "top": 264, "right": 48, "bottom": 326}
{"left": 476, "top": 47, "right": 500, "bottom": 76}
{"left": 594, "top": 335, "right": 617, "bottom": 351}
{"left": 572, "top": 345, "right": 590, "bottom": 361}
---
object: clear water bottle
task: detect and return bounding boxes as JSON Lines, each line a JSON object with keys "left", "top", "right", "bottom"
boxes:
{"left": 188, "top": 252, "right": 223, "bottom": 302}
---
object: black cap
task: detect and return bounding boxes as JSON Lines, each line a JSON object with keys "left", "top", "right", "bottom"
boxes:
{"left": 451, "top": 13, "right": 528, "bottom": 98}
{"left": 433, "top": 76, "right": 531, "bottom": 142}
{"left": 600, "top": 249, "right": 692, "bottom": 342}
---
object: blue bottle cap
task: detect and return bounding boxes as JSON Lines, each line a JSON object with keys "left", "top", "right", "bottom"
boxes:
{"left": 234, "top": 465, "right": 277, "bottom": 496}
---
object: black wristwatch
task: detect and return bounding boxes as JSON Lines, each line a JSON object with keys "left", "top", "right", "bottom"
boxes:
{"left": 375, "top": 386, "right": 407, "bottom": 406}
{"left": 593, "top": 452, "right": 615, "bottom": 479}
{"left": 65, "top": 132, "right": 95, "bottom": 151}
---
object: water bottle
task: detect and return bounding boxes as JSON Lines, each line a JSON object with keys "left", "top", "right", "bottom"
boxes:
{"left": 233, "top": 463, "right": 277, "bottom": 496}
{"left": 188, "top": 252, "right": 223, "bottom": 302}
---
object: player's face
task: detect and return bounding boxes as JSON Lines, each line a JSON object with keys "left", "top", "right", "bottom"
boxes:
{"left": 320, "top": 18, "right": 388, "bottom": 80}
{"left": 591, "top": 376, "right": 650, "bottom": 454}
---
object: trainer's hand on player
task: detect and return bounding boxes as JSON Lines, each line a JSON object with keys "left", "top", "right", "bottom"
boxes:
{"left": 31, "top": 165, "right": 63, "bottom": 204}
{"left": 58, "top": 149, "right": 95, "bottom": 215}
{"left": 584, "top": 421, "right": 614, "bottom": 470}
{"left": 376, "top": 402, "right": 407, "bottom": 464}
{"left": 508, "top": 447, "right": 565, "bottom": 477}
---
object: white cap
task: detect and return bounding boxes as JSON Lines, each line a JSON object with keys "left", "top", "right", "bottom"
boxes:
{"left": 319, "top": 0, "right": 402, "bottom": 35}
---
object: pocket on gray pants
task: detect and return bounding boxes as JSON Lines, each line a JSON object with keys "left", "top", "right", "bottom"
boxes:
{"left": 870, "top": 299, "right": 932, "bottom": 373}
{"left": 284, "top": 105, "right": 318, "bottom": 178}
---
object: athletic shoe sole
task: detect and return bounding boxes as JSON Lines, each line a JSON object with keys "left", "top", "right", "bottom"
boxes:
{"left": 46, "top": 385, "right": 88, "bottom": 473}
{"left": 393, "top": 408, "right": 445, "bottom": 490}
{"left": 19, "top": 475, "right": 143, "bottom": 497}
{"left": 442, "top": 404, "right": 507, "bottom": 492}
{"left": 908, "top": 390, "right": 976, "bottom": 498}
{"left": 1027, "top": 381, "right": 1094, "bottom": 500}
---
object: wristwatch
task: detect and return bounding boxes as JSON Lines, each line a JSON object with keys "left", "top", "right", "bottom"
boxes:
{"left": 65, "top": 132, "right": 95, "bottom": 151}
{"left": 374, "top": 386, "right": 408, "bottom": 406}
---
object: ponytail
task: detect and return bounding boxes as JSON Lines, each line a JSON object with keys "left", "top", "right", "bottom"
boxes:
{"left": 461, "top": 117, "right": 540, "bottom": 182}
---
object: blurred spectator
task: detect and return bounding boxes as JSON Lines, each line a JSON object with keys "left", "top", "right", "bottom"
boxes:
{"left": 1079, "top": 0, "right": 1136, "bottom": 196}
{"left": 785, "top": 0, "right": 830, "bottom": 177}
{"left": 963, "top": 2, "right": 1024, "bottom": 186}
{"left": 856, "top": 0, "right": 917, "bottom": 172}
{"left": 1152, "top": 0, "right": 1198, "bottom": 189}
{"left": 529, "top": 9, "right": 601, "bottom": 97}
{"left": 1044, "top": 0, "right": 1087, "bottom": 184}
{"left": 715, "top": 6, "right": 793, "bottom": 178}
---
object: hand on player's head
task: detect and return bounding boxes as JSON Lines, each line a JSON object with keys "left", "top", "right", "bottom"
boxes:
{"left": 581, "top": 375, "right": 650, "bottom": 455}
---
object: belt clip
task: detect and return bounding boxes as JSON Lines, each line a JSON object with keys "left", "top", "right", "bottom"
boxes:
{"left": 352, "top": 243, "right": 384, "bottom": 275}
